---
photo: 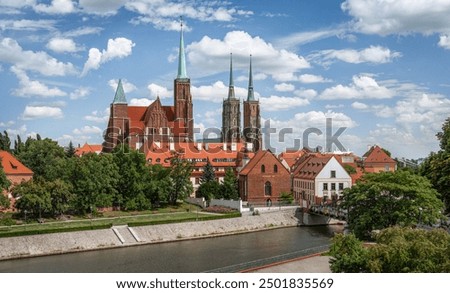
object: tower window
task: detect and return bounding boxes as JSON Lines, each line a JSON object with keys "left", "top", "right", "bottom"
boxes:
{"left": 264, "top": 181, "right": 272, "bottom": 196}
{"left": 274, "top": 164, "right": 278, "bottom": 173}
{"left": 261, "top": 164, "right": 265, "bottom": 173}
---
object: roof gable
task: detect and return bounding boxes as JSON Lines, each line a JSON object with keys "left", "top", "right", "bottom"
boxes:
{"left": 0, "top": 151, "right": 33, "bottom": 175}
{"left": 239, "top": 149, "right": 289, "bottom": 176}
{"left": 365, "top": 146, "right": 396, "bottom": 164}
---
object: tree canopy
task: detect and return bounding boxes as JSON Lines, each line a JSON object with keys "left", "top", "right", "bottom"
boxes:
{"left": 329, "top": 227, "right": 450, "bottom": 273}
{"left": 221, "top": 167, "right": 239, "bottom": 200}
{"left": 342, "top": 170, "right": 444, "bottom": 239}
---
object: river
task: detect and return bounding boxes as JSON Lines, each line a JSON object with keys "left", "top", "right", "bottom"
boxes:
{"left": 0, "top": 225, "right": 342, "bottom": 273}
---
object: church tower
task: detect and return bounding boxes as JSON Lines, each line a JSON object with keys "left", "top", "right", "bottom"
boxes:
{"left": 103, "top": 79, "right": 129, "bottom": 152}
{"left": 243, "top": 55, "right": 262, "bottom": 151}
{"left": 222, "top": 53, "right": 241, "bottom": 143}
{"left": 173, "top": 21, "right": 194, "bottom": 142}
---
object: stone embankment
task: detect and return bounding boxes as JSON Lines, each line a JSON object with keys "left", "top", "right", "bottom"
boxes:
{"left": 0, "top": 209, "right": 300, "bottom": 261}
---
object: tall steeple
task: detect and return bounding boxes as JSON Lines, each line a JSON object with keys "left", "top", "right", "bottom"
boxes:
{"left": 227, "top": 53, "right": 235, "bottom": 100}
{"left": 113, "top": 79, "right": 127, "bottom": 104}
{"left": 177, "top": 19, "right": 188, "bottom": 79}
{"left": 247, "top": 54, "right": 255, "bottom": 101}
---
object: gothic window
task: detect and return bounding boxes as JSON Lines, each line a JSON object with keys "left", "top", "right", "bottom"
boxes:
{"left": 274, "top": 164, "right": 278, "bottom": 173}
{"left": 261, "top": 164, "right": 265, "bottom": 173}
{"left": 265, "top": 181, "right": 272, "bottom": 196}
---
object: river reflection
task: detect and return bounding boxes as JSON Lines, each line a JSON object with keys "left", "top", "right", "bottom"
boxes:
{"left": 0, "top": 225, "right": 342, "bottom": 273}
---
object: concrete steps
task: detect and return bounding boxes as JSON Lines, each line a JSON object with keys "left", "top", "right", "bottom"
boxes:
{"left": 112, "top": 225, "right": 141, "bottom": 244}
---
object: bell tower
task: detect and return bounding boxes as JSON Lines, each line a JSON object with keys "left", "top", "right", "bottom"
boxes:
{"left": 243, "top": 55, "right": 262, "bottom": 151}
{"left": 222, "top": 53, "right": 241, "bottom": 143}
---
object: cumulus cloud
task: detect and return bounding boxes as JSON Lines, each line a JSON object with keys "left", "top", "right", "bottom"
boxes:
{"left": 22, "top": 105, "right": 63, "bottom": 120}
{"left": 79, "top": 0, "right": 126, "bottom": 15}
{"left": 108, "top": 79, "right": 137, "bottom": 94}
{"left": 274, "top": 83, "right": 295, "bottom": 92}
{"left": 82, "top": 37, "right": 135, "bottom": 76}
{"left": 11, "top": 66, "right": 67, "bottom": 98}
{"left": 191, "top": 81, "right": 248, "bottom": 103}
{"left": 187, "top": 31, "right": 310, "bottom": 78}
{"left": 310, "top": 46, "right": 401, "bottom": 66}
{"left": 70, "top": 87, "right": 90, "bottom": 100}
{"left": 47, "top": 38, "right": 82, "bottom": 53}
{"left": 342, "top": 0, "right": 450, "bottom": 36}
{"left": 438, "top": 34, "right": 450, "bottom": 50}
{"left": 34, "top": 0, "right": 75, "bottom": 14}
{"left": 294, "top": 89, "right": 318, "bottom": 99}
{"left": 84, "top": 108, "right": 110, "bottom": 123}
{"left": 298, "top": 74, "right": 331, "bottom": 83}
{"left": 73, "top": 125, "right": 103, "bottom": 135}
{"left": 260, "top": 96, "right": 310, "bottom": 111}
{"left": 320, "top": 75, "right": 394, "bottom": 100}
{"left": 0, "top": 19, "right": 57, "bottom": 31}
{"left": 351, "top": 101, "right": 369, "bottom": 110}
{"left": 129, "top": 98, "right": 154, "bottom": 106}
{"left": 148, "top": 83, "right": 172, "bottom": 99}
{"left": 0, "top": 37, "right": 76, "bottom": 76}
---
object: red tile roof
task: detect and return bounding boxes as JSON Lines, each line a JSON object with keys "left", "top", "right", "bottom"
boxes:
{"left": 75, "top": 143, "right": 103, "bottom": 156}
{"left": 0, "top": 151, "right": 33, "bottom": 175}
{"left": 293, "top": 155, "right": 332, "bottom": 180}
{"left": 278, "top": 149, "right": 308, "bottom": 168}
{"left": 364, "top": 145, "right": 396, "bottom": 164}
{"left": 239, "top": 149, "right": 288, "bottom": 176}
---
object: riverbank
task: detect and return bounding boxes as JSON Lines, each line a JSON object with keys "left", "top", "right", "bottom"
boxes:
{"left": 0, "top": 209, "right": 301, "bottom": 261}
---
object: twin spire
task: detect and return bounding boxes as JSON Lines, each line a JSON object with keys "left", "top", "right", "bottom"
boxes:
{"left": 227, "top": 53, "right": 256, "bottom": 101}
{"left": 177, "top": 19, "right": 188, "bottom": 79}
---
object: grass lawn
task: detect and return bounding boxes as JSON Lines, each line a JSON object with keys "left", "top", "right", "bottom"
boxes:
{"left": 0, "top": 203, "right": 241, "bottom": 238}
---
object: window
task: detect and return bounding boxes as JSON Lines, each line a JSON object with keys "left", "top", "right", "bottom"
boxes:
{"left": 385, "top": 165, "right": 390, "bottom": 171}
{"left": 261, "top": 164, "right": 265, "bottom": 173}
{"left": 331, "top": 183, "right": 336, "bottom": 191}
{"left": 264, "top": 181, "right": 272, "bottom": 196}
{"left": 323, "top": 183, "right": 328, "bottom": 190}
{"left": 274, "top": 164, "right": 278, "bottom": 173}
{"left": 339, "top": 183, "right": 344, "bottom": 190}
{"left": 330, "top": 170, "right": 336, "bottom": 178}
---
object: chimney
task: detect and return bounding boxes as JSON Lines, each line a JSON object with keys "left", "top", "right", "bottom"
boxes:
{"left": 197, "top": 142, "right": 202, "bottom": 150}
{"left": 223, "top": 142, "right": 227, "bottom": 151}
{"left": 231, "top": 142, "right": 237, "bottom": 152}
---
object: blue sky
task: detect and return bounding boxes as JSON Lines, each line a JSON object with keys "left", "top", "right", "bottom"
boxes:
{"left": 1, "top": 0, "right": 450, "bottom": 159}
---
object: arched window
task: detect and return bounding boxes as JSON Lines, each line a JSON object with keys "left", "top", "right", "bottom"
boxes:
{"left": 156, "top": 158, "right": 161, "bottom": 163}
{"left": 264, "top": 181, "right": 272, "bottom": 196}
{"left": 274, "top": 164, "right": 278, "bottom": 173}
{"left": 261, "top": 164, "right": 265, "bottom": 173}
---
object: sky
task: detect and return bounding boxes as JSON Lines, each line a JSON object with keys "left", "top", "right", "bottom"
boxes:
{"left": 1, "top": 0, "right": 450, "bottom": 159}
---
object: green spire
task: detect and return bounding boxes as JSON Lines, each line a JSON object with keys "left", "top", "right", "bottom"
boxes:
{"left": 177, "top": 20, "right": 188, "bottom": 79}
{"left": 113, "top": 79, "right": 127, "bottom": 104}
{"left": 227, "top": 53, "right": 235, "bottom": 100}
{"left": 247, "top": 54, "right": 255, "bottom": 101}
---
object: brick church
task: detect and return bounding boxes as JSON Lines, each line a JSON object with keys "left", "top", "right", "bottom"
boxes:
{"left": 103, "top": 25, "right": 261, "bottom": 154}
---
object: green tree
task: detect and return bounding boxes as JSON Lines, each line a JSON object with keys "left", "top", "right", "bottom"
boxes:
{"left": 329, "top": 227, "right": 450, "bottom": 273}
{"left": 13, "top": 179, "right": 52, "bottom": 219}
{"left": 197, "top": 180, "right": 221, "bottom": 201}
{"left": 70, "top": 153, "right": 119, "bottom": 214}
{"left": 0, "top": 131, "right": 11, "bottom": 151}
{"left": 278, "top": 191, "right": 294, "bottom": 204}
{"left": 342, "top": 170, "right": 444, "bottom": 239}
{"left": 328, "top": 233, "right": 369, "bottom": 273}
{"left": 166, "top": 156, "right": 193, "bottom": 205}
{"left": 421, "top": 117, "right": 450, "bottom": 212}
{"left": 66, "top": 141, "right": 76, "bottom": 158}
{"left": 13, "top": 135, "right": 25, "bottom": 156}
{"left": 0, "top": 160, "right": 11, "bottom": 209}
{"left": 200, "top": 159, "right": 215, "bottom": 183}
{"left": 145, "top": 164, "right": 171, "bottom": 207}
{"left": 113, "top": 144, "right": 150, "bottom": 210}
{"left": 221, "top": 167, "right": 239, "bottom": 200}
{"left": 48, "top": 179, "right": 74, "bottom": 216}
{"left": 16, "top": 137, "right": 66, "bottom": 180}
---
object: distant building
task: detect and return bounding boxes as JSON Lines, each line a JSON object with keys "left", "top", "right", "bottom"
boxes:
{"left": 238, "top": 150, "right": 291, "bottom": 206}
{"left": 363, "top": 145, "right": 397, "bottom": 173}
{"left": 75, "top": 143, "right": 102, "bottom": 156}
{"left": 292, "top": 154, "right": 352, "bottom": 209}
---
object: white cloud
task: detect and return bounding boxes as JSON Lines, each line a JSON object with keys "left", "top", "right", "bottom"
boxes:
{"left": 79, "top": 0, "right": 126, "bottom": 15}
{"left": 84, "top": 108, "right": 109, "bottom": 123}
{"left": 73, "top": 125, "right": 102, "bottom": 135}
{"left": 22, "top": 105, "right": 63, "bottom": 120}
{"left": 82, "top": 37, "right": 135, "bottom": 76}
{"left": 294, "top": 89, "right": 318, "bottom": 99}
{"left": 342, "top": 0, "right": 450, "bottom": 36}
{"left": 63, "top": 26, "right": 103, "bottom": 37}
{"left": 276, "top": 28, "right": 347, "bottom": 48}
{"left": 0, "top": 19, "right": 57, "bottom": 31}
{"left": 438, "top": 34, "right": 450, "bottom": 50}
{"left": 0, "top": 37, "right": 76, "bottom": 76}
{"left": 70, "top": 87, "right": 90, "bottom": 100}
{"left": 320, "top": 75, "right": 394, "bottom": 100}
{"left": 298, "top": 74, "right": 331, "bottom": 83}
{"left": 351, "top": 101, "right": 369, "bottom": 110}
{"left": 187, "top": 31, "right": 310, "bottom": 78}
{"left": 260, "top": 96, "right": 310, "bottom": 111}
{"left": 34, "top": 0, "right": 75, "bottom": 14}
{"left": 108, "top": 79, "right": 137, "bottom": 94}
{"left": 11, "top": 66, "right": 67, "bottom": 97}
{"left": 191, "top": 81, "right": 248, "bottom": 103}
{"left": 148, "top": 83, "right": 171, "bottom": 99}
{"left": 274, "top": 83, "right": 295, "bottom": 92}
{"left": 47, "top": 38, "right": 82, "bottom": 53}
{"left": 0, "top": 120, "right": 15, "bottom": 127}
{"left": 130, "top": 98, "right": 154, "bottom": 106}
{"left": 310, "top": 46, "right": 401, "bottom": 65}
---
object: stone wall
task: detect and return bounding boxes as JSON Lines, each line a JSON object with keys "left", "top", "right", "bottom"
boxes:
{"left": 0, "top": 209, "right": 301, "bottom": 261}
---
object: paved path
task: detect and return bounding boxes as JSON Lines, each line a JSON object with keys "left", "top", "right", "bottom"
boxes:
{"left": 244, "top": 254, "right": 332, "bottom": 273}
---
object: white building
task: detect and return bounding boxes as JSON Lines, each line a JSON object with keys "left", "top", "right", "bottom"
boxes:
{"left": 292, "top": 155, "right": 352, "bottom": 209}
